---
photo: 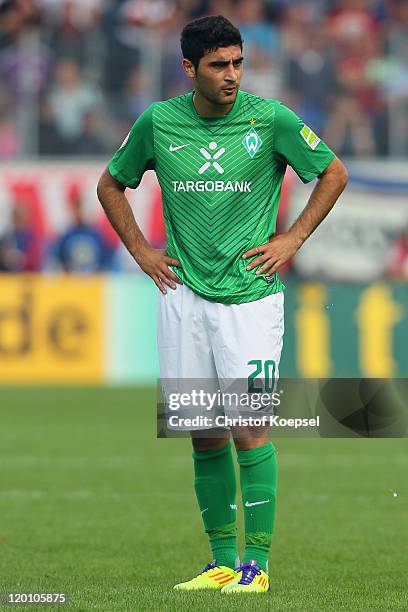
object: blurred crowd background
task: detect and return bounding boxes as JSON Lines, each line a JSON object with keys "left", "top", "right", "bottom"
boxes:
{"left": 1, "top": 0, "right": 408, "bottom": 159}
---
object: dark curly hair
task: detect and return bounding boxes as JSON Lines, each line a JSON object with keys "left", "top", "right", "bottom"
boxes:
{"left": 181, "top": 15, "right": 243, "bottom": 70}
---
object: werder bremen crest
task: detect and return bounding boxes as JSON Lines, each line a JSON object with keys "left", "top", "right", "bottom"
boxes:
{"left": 242, "top": 128, "right": 263, "bottom": 158}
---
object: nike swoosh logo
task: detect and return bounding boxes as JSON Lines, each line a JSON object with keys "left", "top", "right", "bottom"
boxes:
{"left": 245, "top": 499, "right": 270, "bottom": 507}
{"left": 169, "top": 143, "right": 190, "bottom": 152}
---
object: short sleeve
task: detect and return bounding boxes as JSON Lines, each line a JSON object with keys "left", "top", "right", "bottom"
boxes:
{"left": 273, "top": 102, "right": 335, "bottom": 184}
{"left": 108, "top": 105, "right": 156, "bottom": 189}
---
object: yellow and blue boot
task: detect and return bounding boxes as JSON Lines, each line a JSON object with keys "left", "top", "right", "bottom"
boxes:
{"left": 221, "top": 559, "right": 269, "bottom": 593}
{"left": 173, "top": 560, "right": 237, "bottom": 591}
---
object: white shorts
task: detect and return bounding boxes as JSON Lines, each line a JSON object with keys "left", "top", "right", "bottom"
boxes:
{"left": 157, "top": 284, "right": 284, "bottom": 431}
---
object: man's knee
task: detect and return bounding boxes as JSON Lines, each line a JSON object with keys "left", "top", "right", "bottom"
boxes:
{"left": 232, "top": 425, "right": 270, "bottom": 451}
{"left": 191, "top": 431, "right": 230, "bottom": 452}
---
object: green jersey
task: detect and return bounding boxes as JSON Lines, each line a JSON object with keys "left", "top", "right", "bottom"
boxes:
{"left": 109, "top": 90, "right": 335, "bottom": 304}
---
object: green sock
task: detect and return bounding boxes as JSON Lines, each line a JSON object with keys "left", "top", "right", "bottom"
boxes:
{"left": 193, "top": 440, "right": 238, "bottom": 569}
{"left": 237, "top": 442, "right": 278, "bottom": 572}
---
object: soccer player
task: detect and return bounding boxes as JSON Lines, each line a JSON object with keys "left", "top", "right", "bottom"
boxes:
{"left": 97, "top": 15, "right": 348, "bottom": 594}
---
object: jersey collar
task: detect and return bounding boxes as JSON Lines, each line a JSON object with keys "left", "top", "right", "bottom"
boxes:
{"left": 187, "top": 89, "right": 243, "bottom": 123}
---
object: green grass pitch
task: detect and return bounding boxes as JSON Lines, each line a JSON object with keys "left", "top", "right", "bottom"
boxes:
{"left": 0, "top": 387, "right": 407, "bottom": 611}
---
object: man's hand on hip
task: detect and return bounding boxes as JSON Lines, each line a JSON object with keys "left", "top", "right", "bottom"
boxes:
{"left": 242, "top": 232, "right": 301, "bottom": 275}
{"left": 136, "top": 246, "right": 182, "bottom": 294}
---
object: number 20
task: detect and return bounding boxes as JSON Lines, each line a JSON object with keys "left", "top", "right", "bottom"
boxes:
{"left": 247, "top": 359, "right": 276, "bottom": 393}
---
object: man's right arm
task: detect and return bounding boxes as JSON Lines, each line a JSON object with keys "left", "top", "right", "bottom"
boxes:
{"left": 96, "top": 167, "right": 182, "bottom": 293}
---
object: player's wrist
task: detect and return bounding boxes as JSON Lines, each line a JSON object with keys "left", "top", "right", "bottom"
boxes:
{"left": 133, "top": 242, "right": 152, "bottom": 264}
{"left": 286, "top": 229, "right": 304, "bottom": 250}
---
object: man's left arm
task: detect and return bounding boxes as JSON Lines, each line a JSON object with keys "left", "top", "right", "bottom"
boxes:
{"left": 243, "top": 156, "right": 348, "bottom": 274}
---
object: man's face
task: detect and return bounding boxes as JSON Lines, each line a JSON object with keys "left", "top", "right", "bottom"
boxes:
{"left": 184, "top": 45, "right": 244, "bottom": 106}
